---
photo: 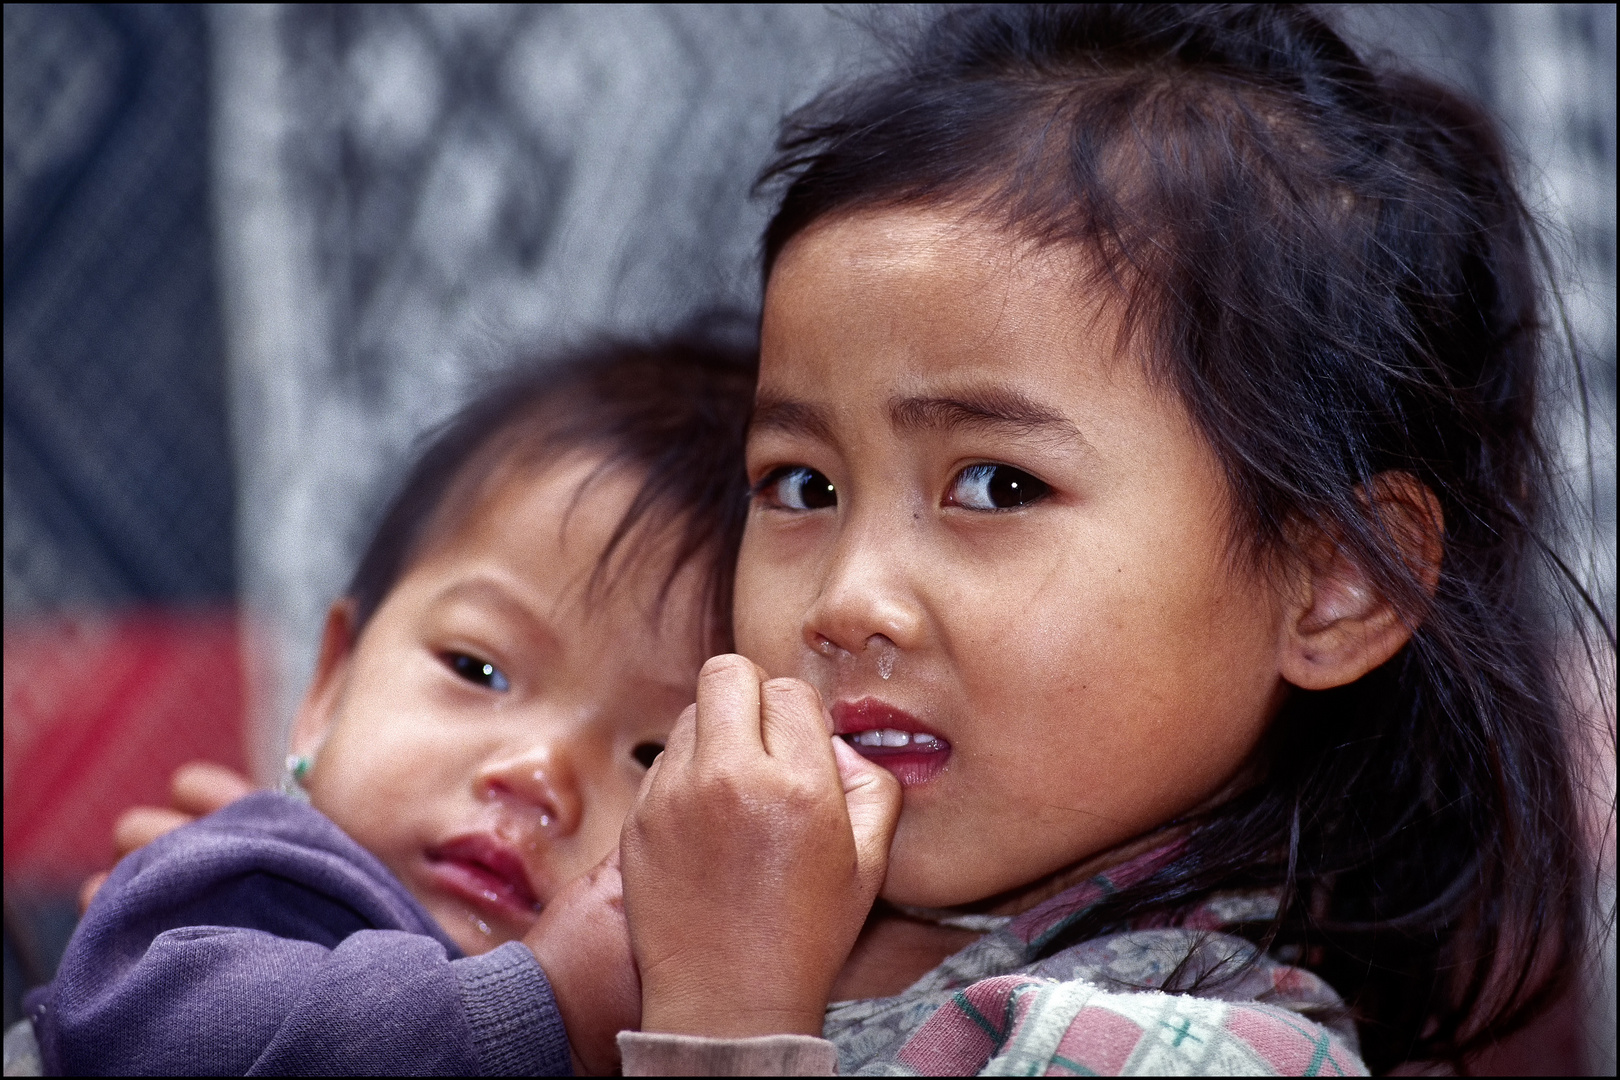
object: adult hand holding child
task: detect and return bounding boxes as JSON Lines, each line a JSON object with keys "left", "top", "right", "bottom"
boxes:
{"left": 78, "top": 760, "right": 256, "bottom": 912}
{"left": 622, "top": 653, "right": 900, "bottom": 1039}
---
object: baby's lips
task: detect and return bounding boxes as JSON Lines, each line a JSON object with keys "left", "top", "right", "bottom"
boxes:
{"left": 427, "top": 832, "right": 545, "bottom": 912}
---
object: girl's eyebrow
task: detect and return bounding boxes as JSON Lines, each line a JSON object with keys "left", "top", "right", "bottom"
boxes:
{"left": 751, "top": 388, "right": 1090, "bottom": 452}
{"left": 750, "top": 395, "right": 835, "bottom": 442}
{"left": 889, "top": 390, "right": 1088, "bottom": 449}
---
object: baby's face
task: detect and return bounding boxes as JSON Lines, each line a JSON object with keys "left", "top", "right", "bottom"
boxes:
{"left": 297, "top": 454, "right": 706, "bottom": 955}
{"left": 737, "top": 208, "right": 1291, "bottom": 909}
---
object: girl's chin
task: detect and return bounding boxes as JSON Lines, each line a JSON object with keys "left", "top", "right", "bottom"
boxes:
{"left": 881, "top": 882, "right": 986, "bottom": 910}
{"left": 879, "top": 820, "right": 1064, "bottom": 912}
{"left": 879, "top": 855, "right": 998, "bottom": 911}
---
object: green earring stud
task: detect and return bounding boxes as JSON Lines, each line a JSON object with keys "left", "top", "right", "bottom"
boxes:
{"left": 282, "top": 753, "right": 314, "bottom": 801}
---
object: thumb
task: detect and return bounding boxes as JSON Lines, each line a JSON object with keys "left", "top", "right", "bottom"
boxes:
{"left": 831, "top": 736, "right": 901, "bottom": 896}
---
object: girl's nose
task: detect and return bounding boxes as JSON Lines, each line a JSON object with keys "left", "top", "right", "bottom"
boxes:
{"left": 802, "top": 529, "right": 925, "bottom": 660}
{"left": 475, "top": 747, "right": 584, "bottom": 838}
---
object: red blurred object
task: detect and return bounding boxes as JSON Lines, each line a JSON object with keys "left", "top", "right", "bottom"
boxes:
{"left": 3, "top": 610, "right": 248, "bottom": 887}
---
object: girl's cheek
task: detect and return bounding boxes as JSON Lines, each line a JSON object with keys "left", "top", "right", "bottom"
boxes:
{"left": 732, "top": 551, "right": 805, "bottom": 666}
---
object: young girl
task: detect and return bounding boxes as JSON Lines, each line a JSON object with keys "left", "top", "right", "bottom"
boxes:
{"left": 18, "top": 329, "right": 756, "bottom": 1076}
{"left": 619, "top": 6, "right": 1602, "bottom": 1075}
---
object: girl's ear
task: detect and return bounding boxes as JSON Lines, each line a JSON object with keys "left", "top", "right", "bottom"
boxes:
{"left": 289, "top": 599, "right": 359, "bottom": 755}
{"left": 1279, "top": 473, "right": 1443, "bottom": 691}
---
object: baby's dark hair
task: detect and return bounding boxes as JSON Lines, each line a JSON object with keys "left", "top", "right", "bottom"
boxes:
{"left": 760, "top": 5, "right": 1610, "bottom": 1070}
{"left": 346, "top": 321, "right": 756, "bottom": 655}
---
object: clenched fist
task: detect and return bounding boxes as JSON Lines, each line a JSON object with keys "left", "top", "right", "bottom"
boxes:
{"left": 621, "top": 654, "right": 900, "bottom": 1038}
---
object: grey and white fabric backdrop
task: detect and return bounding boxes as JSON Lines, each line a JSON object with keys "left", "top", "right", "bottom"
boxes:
{"left": 5, "top": 2, "right": 1615, "bottom": 1066}
{"left": 205, "top": 4, "right": 874, "bottom": 771}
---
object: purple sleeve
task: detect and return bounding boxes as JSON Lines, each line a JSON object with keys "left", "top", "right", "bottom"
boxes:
{"left": 26, "top": 793, "right": 571, "bottom": 1076}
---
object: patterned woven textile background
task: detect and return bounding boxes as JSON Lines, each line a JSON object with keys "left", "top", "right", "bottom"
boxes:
{"left": 5, "top": 4, "right": 1613, "bottom": 1069}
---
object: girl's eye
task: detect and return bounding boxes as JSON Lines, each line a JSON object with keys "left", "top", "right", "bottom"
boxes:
{"left": 948, "top": 464, "right": 1051, "bottom": 510}
{"left": 445, "top": 652, "right": 510, "bottom": 692}
{"left": 631, "top": 742, "right": 665, "bottom": 769}
{"left": 758, "top": 466, "right": 837, "bottom": 511}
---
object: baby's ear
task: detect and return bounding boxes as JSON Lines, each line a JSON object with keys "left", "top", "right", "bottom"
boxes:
{"left": 1279, "top": 473, "right": 1443, "bottom": 691}
{"left": 289, "top": 599, "right": 359, "bottom": 754}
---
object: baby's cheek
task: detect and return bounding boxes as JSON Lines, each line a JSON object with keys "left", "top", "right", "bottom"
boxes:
{"left": 307, "top": 712, "right": 455, "bottom": 866}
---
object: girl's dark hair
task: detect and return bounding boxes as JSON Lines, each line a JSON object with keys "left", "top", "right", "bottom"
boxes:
{"left": 347, "top": 319, "right": 756, "bottom": 653}
{"left": 759, "top": 5, "right": 1610, "bottom": 1070}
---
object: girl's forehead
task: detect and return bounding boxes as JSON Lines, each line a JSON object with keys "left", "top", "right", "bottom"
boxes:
{"left": 770, "top": 206, "right": 1075, "bottom": 299}
{"left": 761, "top": 208, "right": 1131, "bottom": 405}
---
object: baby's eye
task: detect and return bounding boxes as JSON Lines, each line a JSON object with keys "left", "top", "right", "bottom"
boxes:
{"left": 947, "top": 464, "right": 1050, "bottom": 510}
{"left": 757, "top": 466, "right": 837, "bottom": 511}
{"left": 445, "top": 652, "right": 510, "bottom": 692}
{"left": 631, "top": 742, "right": 664, "bottom": 769}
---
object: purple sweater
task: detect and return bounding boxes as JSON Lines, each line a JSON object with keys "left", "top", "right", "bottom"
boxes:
{"left": 24, "top": 793, "right": 571, "bottom": 1075}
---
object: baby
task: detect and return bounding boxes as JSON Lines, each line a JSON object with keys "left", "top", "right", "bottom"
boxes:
{"left": 18, "top": 329, "right": 754, "bottom": 1075}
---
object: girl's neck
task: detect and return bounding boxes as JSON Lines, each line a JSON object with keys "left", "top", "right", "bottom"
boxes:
{"left": 830, "top": 827, "right": 1181, "bottom": 1001}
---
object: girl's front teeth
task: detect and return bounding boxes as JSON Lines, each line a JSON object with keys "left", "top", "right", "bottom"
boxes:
{"left": 849, "top": 729, "right": 942, "bottom": 750}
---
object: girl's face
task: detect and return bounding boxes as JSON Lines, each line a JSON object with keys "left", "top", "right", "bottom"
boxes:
{"left": 737, "top": 209, "right": 1292, "bottom": 909}
{"left": 296, "top": 453, "right": 706, "bottom": 955}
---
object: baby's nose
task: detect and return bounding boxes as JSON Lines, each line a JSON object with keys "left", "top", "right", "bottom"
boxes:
{"left": 476, "top": 749, "right": 584, "bottom": 838}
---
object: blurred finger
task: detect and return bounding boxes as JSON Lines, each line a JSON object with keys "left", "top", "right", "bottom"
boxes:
{"left": 113, "top": 806, "right": 194, "bottom": 856}
{"left": 77, "top": 872, "right": 108, "bottom": 915}
{"left": 171, "top": 761, "right": 255, "bottom": 816}
{"left": 692, "top": 654, "right": 764, "bottom": 760}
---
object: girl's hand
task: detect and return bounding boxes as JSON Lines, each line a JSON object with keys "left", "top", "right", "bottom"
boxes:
{"left": 79, "top": 761, "right": 257, "bottom": 912}
{"left": 524, "top": 848, "right": 640, "bottom": 1076}
{"left": 620, "top": 654, "right": 901, "bottom": 1037}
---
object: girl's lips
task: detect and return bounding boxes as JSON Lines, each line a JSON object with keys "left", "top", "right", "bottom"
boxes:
{"left": 832, "top": 697, "right": 943, "bottom": 738}
{"left": 833, "top": 698, "right": 951, "bottom": 786}
{"left": 425, "top": 835, "right": 542, "bottom": 918}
